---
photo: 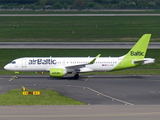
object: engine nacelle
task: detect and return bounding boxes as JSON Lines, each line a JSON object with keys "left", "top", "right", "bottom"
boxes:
{"left": 50, "top": 68, "right": 67, "bottom": 77}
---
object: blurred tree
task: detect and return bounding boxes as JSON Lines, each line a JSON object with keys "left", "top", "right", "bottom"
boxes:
{"left": 147, "top": 2, "right": 156, "bottom": 8}
{"left": 0, "top": 0, "right": 159, "bottom": 9}
{"left": 63, "top": 3, "right": 68, "bottom": 9}
{"left": 52, "top": 2, "right": 63, "bottom": 9}
{"left": 30, "top": 4, "right": 36, "bottom": 10}
{"left": 74, "top": 0, "right": 85, "bottom": 8}
{"left": 93, "top": 0, "right": 102, "bottom": 3}
{"left": 118, "top": 1, "right": 127, "bottom": 8}
{"left": 155, "top": 0, "right": 160, "bottom": 6}
{"left": 38, "top": 0, "right": 47, "bottom": 10}
{"left": 87, "top": 2, "right": 96, "bottom": 8}
{"left": 127, "top": 1, "right": 136, "bottom": 8}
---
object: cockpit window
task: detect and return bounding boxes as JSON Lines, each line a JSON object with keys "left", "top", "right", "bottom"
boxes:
{"left": 11, "top": 61, "right": 16, "bottom": 64}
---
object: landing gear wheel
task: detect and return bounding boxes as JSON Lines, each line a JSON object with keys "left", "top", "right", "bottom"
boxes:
{"left": 15, "top": 76, "right": 19, "bottom": 79}
{"left": 73, "top": 74, "right": 79, "bottom": 79}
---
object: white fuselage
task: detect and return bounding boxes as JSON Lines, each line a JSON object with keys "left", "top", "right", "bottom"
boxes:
{"left": 4, "top": 56, "right": 155, "bottom": 74}
{"left": 4, "top": 57, "right": 122, "bottom": 73}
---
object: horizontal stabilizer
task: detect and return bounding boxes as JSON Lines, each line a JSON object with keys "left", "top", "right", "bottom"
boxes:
{"left": 133, "top": 58, "right": 155, "bottom": 65}
{"left": 133, "top": 60, "right": 146, "bottom": 64}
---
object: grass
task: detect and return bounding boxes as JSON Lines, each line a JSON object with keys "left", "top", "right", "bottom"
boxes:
{"left": 0, "top": 16, "right": 160, "bottom": 41}
{"left": 0, "top": 89, "right": 85, "bottom": 105}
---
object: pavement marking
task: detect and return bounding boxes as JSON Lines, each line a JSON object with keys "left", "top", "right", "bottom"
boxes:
{"left": 147, "top": 80, "right": 160, "bottom": 81}
{"left": 58, "top": 85, "right": 134, "bottom": 105}
{"left": 150, "top": 91, "right": 160, "bottom": 93}
{"left": 86, "top": 87, "right": 134, "bottom": 106}
{"left": 151, "top": 91, "right": 156, "bottom": 93}
{"left": 85, "top": 76, "right": 91, "bottom": 81}
{"left": 1, "top": 112, "right": 160, "bottom": 118}
{"left": 8, "top": 76, "right": 16, "bottom": 81}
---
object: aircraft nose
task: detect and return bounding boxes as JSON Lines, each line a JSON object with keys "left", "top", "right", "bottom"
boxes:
{"left": 4, "top": 64, "right": 10, "bottom": 70}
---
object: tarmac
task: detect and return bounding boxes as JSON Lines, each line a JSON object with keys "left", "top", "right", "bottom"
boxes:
{"left": 1, "top": 105, "right": 160, "bottom": 120}
{"left": 0, "top": 42, "right": 159, "bottom": 49}
{"left": 1, "top": 74, "right": 160, "bottom": 105}
{"left": 1, "top": 74, "right": 160, "bottom": 120}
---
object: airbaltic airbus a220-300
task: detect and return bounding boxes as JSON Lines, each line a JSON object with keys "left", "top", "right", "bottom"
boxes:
{"left": 4, "top": 34, "right": 155, "bottom": 79}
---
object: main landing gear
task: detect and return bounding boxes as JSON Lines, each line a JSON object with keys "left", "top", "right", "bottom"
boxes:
{"left": 14, "top": 72, "right": 19, "bottom": 79}
{"left": 73, "top": 73, "right": 79, "bottom": 79}
{"left": 15, "top": 76, "right": 19, "bottom": 79}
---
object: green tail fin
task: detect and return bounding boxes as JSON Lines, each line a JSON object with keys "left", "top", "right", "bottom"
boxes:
{"left": 112, "top": 34, "right": 151, "bottom": 71}
{"left": 125, "top": 34, "right": 151, "bottom": 59}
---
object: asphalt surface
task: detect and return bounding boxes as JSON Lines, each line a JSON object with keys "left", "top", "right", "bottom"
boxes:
{"left": 1, "top": 74, "right": 160, "bottom": 105}
{"left": 1, "top": 105, "right": 160, "bottom": 120}
{"left": 0, "top": 42, "right": 159, "bottom": 49}
{"left": 1, "top": 74, "right": 160, "bottom": 120}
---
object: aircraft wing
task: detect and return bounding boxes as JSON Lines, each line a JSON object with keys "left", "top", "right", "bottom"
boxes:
{"left": 45, "top": 54, "right": 101, "bottom": 72}
{"left": 65, "top": 54, "right": 101, "bottom": 71}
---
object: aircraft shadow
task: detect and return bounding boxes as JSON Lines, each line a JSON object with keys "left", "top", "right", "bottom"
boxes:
{"left": 47, "top": 76, "right": 85, "bottom": 81}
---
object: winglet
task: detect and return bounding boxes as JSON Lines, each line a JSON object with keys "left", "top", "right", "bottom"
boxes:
{"left": 96, "top": 54, "right": 101, "bottom": 58}
{"left": 89, "top": 54, "right": 101, "bottom": 64}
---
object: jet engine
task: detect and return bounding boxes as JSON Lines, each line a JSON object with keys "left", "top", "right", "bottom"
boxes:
{"left": 49, "top": 68, "right": 67, "bottom": 77}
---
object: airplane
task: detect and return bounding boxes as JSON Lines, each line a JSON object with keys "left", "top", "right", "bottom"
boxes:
{"left": 4, "top": 34, "right": 155, "bottom": 79}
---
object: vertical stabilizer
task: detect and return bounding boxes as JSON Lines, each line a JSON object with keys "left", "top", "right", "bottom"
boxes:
{"left": 112, "top": 34, "right": 151, "bottom": 71}
{"left": 125, "top": 34, "right": 151, "bottom": 59}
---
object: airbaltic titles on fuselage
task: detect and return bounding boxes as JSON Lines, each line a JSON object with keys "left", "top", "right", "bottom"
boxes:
{"left": 28, "top": 59, "right": 56, "bottom": 65}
